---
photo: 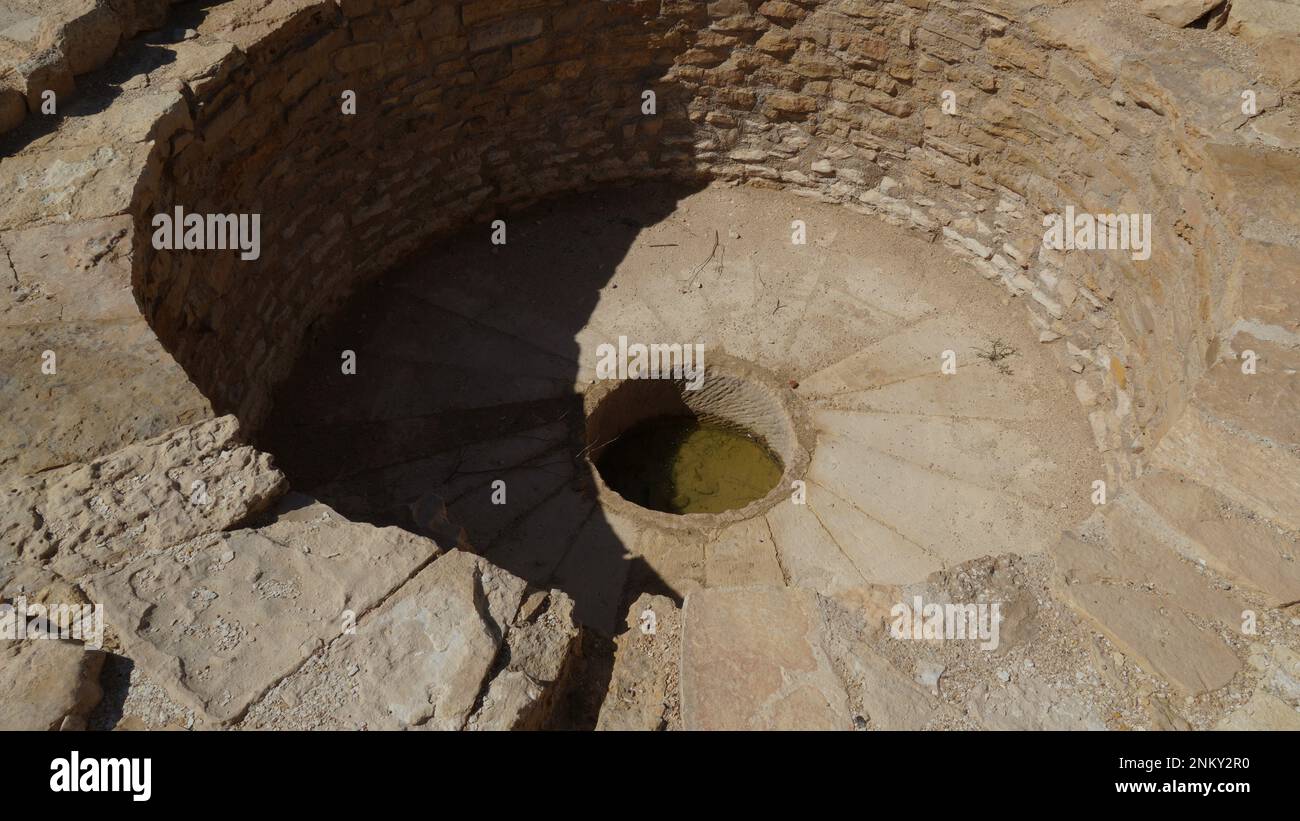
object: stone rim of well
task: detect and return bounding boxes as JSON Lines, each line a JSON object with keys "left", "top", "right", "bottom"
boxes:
{"left": 582, "top": 349, "right": 815, "bottom": 529}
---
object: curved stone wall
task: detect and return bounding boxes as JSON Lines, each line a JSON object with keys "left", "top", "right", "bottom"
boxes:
{"left": 3, "top": 0, "right": 1298, "bottom": 732}
{"left": 135, "top": 0, "right": 705, "bottom": 427}
{"left": 133, "top": 0, "right": 1299, "bottom": 492}
{"left": 661, "top": 0, "right": 1298, "bottom": 485}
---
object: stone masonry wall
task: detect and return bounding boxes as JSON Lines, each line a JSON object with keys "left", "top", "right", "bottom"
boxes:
{"left": 665, "top": 0, "right": 1298, "bottom": 483}
{"left": 137, "top": 0, "right": 705, "bottom": 427}
{"left": 133, "top": 0, "right": 1300, "bottom": 484}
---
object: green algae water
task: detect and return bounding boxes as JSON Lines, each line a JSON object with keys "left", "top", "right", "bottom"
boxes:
{"left": 596, "top": 415, "right": 783, "bottom": 514}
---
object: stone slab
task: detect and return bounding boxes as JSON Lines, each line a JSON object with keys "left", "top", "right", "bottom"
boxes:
{"left": 87, "top": 501, "right": 438, "bottom": 725}
{"left": 680, "top": 585, "right": 851, "bottom": 730}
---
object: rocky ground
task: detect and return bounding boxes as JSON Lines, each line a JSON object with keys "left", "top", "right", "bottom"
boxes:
{"left": 10, "top": 180, "right": 1289, "bottom": 733}
{"left": 3, "top": 0, "right": 1299, "bottom": 731}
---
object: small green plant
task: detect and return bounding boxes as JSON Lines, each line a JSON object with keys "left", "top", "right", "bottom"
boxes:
{"left": 973, "top": 338, "right": 1018, "bottom": 375}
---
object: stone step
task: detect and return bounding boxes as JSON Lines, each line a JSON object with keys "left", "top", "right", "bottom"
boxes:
{"left": 1196, "top": 334, "right": 1300, "bottom": 445}
{"left": 1152, "top": 336, "right": 1300, "bottom": 531}
{"left": 678, "top": 582, "right": 951, "bottom": 730}
{"left": 807, "top": 427, "right": 1064, "bottom": 573}
{"left": 1201, "top": 143, "right": 1300, "bottom": 242}
{"left": 1048, "top": 500, "right": 1247, "bottom": 695}
{"left": 1130, "top": 469, "right": 1300, "bottom": 606}
{"left": 679, "top": 585, "right": 853, "bottom": 730}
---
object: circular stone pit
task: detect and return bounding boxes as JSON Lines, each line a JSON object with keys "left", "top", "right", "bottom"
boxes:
{"left": 258, "top": 183, "right": 1104, "bottom": 636}
{"left": 583, "top": 353, "right": 813, "bottom": 526}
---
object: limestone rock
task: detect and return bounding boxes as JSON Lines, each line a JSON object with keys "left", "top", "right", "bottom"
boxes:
{"left": 240, "top": 548, "right": 580, "bottom": 730}
{"left": 87, "top": 500, "right": 439, "bottom": 725}
{"left": 1229, "top": 0, "right": 1300, "bottom": 41}
{"left": 914, "top": 554, "right": 1043, "bottom": 654}
{"left": 1062, "top": 507, "right": 1246, "bottom": 627}
{"left": 680, "top": 585, "right": 852, "bottom": 730}
{"left": 0, "top": 215, "right": 212, "bottom": 478}
{"left": 1267, "top": 645, "right": 1300, "bottom": 702}
{"left": 966, "top": 675, "right": 1105, "bottom": 730}
{"left": 0, "top": 86, "right": 24, "bottom": 134}
{"left": 62, "top": 1, "right": 123, "bottom": 75}
{"left": 0, "top": 0, "right": 179, "bottom": 135}
{"left": 1138, "top": 0, "right": 1225, "bottom": 28}
{"left": 1193, "top": 336, "right": 1300, "bottom": 450}
{"left": 816, "top": 593, "right": 943, "bottom": 730}
{"left": 469, "top": 587, "right": 582, "bottom": 730}
{"left": 1120, "top": 49, "right": 1262, "bottom": 135}
{"left": 1215, "top": 692, "right": 1300, "bottom": 730}
{"left": 14, "top": 47, "right": 74, "bottom": 111}
{"left": 1202, "top": 143, "right": 1300, "bottom": 241}
{"left": 1153, "top": 400, "right": 1300, "bottom": 533}
{"left": 1049, "top": 502, "right": 1248, "bottom": 697}
{"left": 596, "top": 593, "right": 682, "bottom": 731}
{"left": 1058, "top": 581, "right": 1241, "bottom": 695}
{"left": 1134, "top": 471, "right": 1300, "bottom": 605}
{"left": 0, "top": 639, "right": 104, "bottom": 730}
{"left": 1, "top": 416, "right": 284, "bottom": 579}
{"left": 301, "top": 549, "right": 518, "bottom": 730}
{"left": 1231, "top": 240, "right": 1300, "bottom": 335}
{"left": 1250, "top": 32, "right": 1300, "bottom": 89}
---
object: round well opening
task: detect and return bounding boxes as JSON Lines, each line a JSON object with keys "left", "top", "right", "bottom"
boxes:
{"left": 583, "top": 360, "right": 810, "bottom": 525}
{"left": 597, "top": 414, "right": 783, "bottom": 515}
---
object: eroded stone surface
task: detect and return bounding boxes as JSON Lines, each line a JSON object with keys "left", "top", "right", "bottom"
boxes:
{"left": 87, "top": 499, "right": 439, "bottom": 725}
{"left": 468, "top": 585, "right": 581, "bottom": 730}
{"left": 681, "top": 585, "right": 851, "bottom": 731}
{"left": 1, "top": 0, "right": 1299, "bottom": 731}
{"left": 1215, "top": 692, "right": 1300, "bottom": 730}
{"left": 966, "top": 675, "right": 1105, "bottom": 731}
{"left": 0, "top": 638, "right": 104, "bottom": 730}
{"left": 1, "top": 416, "right": 285, "bottom": 580}
{"left": 240, "top": 548, "right": 580, "bottom": 731}
{"left": 819, "top": 615, "right": 943, "bottom": 731}
{"left": 0, "top": 213, "right": 212, "bottom": 478}
{"left": 597, "top": 593, "right": 682, "bottom": 731}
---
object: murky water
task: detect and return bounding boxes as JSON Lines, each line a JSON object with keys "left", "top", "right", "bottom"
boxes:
{"left": 596, "top": 415, "right": 783, "bottom": 514}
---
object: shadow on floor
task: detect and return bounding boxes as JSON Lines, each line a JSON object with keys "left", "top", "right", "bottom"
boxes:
{"left": 260, "top": 183, "right": 706, "bottom": 656}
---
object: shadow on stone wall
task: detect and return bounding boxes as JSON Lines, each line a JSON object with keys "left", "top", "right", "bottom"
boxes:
{"left": 135, "top": 0, "right": 706, "bottom": 428}
{"left": 131, "top": 2, "right": 715, "bottom": 726}
{"left": 126, "top": 0, "right": 1291, "bottom": 727}
{"left": 259, "top": 184, "right": 704, "bottom": 728}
